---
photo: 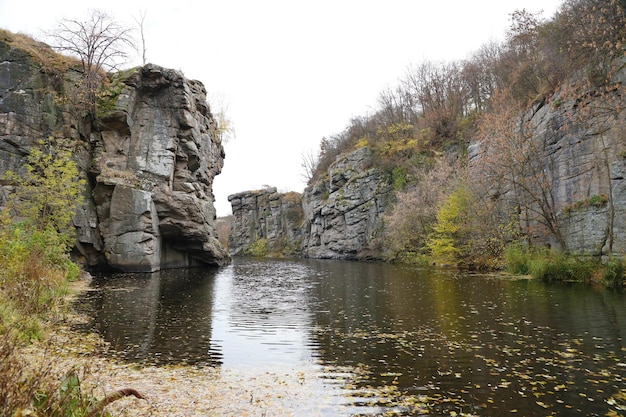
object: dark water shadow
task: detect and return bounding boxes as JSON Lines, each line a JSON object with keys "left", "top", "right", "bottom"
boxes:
{"left": 75, "top": 267, "right": 222, "bottom": 366}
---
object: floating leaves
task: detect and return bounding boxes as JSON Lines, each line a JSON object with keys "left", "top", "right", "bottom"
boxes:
{"left": 310, "top": 297, "right": 626, "bottom": 416}
{"left": 73, "top": 260, "right": 626, "bottom": 416}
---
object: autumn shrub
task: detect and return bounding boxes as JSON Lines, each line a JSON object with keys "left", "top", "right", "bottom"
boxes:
{"left": 0, "top": 220, "right": 78, "bottom": 340}
{"left": 1, "top": 137, "right": 83, "bottom": 339}
{"left": 0, "top": 218, "right": 98, "bottom": 417}
{"left": 0, "top": 218, "right": 111, "bottom": 417}
{"left": 246, "top": 238, "right": 268, "bottom": 257}
{"left": 4, "top": 138, "right": 85, "bottom": 239}
{"left": 383, "top": 158, "right": 459, "bottom": 261}
{"left": 425, "top": 185, "right": 471, "bottom": 263}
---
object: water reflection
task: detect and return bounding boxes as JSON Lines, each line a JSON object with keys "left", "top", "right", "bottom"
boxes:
{"left": 84, "top": 268, "right": 220, "bottom": 365}
{"left": 211, "top": 260, "right": 317, "bottom": 368}
{"left": 79, "top": 258, "right": 626, "bottom": 416}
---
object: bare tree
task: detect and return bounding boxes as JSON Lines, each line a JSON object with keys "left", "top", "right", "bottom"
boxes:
{"left": 207, "top": 92, "right": 235, "bottom": 144}
{"left": 376, "top": 85, "right": 418, "bottom": 127}
{"left": 402, "top": 61, "right": 468, "bottom": 143}
{"left": 477, "top": 89, "right": 566, "bottom": 250}
{"left": 301, "top": 148, "right": 318, "bottom": 184}
{"left": 134, "top": 9, "right": 148, "bottom": 65}
{"left": 463, "top": 40, "right": 502, "bottom": 112}
{"left": 48, "top": 10, "right": 135, "bottom": 117}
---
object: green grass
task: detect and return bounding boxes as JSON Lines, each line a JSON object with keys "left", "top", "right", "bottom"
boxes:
{"left": 504, "top": 244, "right": 597, "bottom": 283}
{"left": 602, "top": 259, "right": 625, "bottom": 289}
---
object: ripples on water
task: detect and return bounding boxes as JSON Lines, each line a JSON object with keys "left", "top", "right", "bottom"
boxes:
{"left": 77, "top": 258, "right": 626, "bottom": 416}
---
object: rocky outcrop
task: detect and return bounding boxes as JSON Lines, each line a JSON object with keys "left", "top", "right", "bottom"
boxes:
{"left": 228, "top": 187, "right": 303, "bottom": 256}
{"left": 469, "top": 70, "right": 626, "bottom": 257}
{"left": 301, "top": 147, "right": 392, "bottom": 260}
{"left": 555, "top": 97, "right": 626, "bottom": 256}
{"left": 0, "top": 32, "right": 229, "bottom": 271}
{"left": 83, "top": 65, "right": 229, "bottom": 271}
{"left": 228, "top": 149, "right": 392, "bottom": 260}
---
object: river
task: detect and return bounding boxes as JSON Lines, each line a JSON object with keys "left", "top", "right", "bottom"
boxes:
{"left": 77, "top": 258, "right": 626, "bottom": 416}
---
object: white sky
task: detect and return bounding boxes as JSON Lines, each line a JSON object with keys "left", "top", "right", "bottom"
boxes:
{"left": 0, "top": 0, "right": 564, "bottom": 216}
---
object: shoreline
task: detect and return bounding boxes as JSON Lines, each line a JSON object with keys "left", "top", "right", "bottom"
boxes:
{"left": 23, "top": 279, "right": 329, "bottom": 417}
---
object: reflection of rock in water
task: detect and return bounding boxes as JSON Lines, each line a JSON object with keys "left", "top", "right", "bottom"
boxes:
{"left": 78, "top": 258, "right": 626, "bottom": 417}
{"left": 85, "top": 268, "right": 221, "bottom": 366}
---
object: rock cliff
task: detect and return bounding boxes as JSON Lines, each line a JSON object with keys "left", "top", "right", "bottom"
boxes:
{"left": 301, "top": 147, "right": 392, "bottom": 260}
{"left": 228, "top": 148, "right": 392, "bottom": 260}
{"left": 228, "top": 187, "right": 303, "bottom": 256}
{"left": 469, "top": 69, "right": 626, "bottom": 257}
{"left": 230, "top": 77, "right": 625, "bottom": 261}
{"left": 0, "top": 32, "right": 229, "bottom": 271}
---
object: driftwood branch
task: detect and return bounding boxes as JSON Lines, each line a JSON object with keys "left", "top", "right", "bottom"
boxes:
{"left": 86, "top": 388, "right": 146, "bottom": 417}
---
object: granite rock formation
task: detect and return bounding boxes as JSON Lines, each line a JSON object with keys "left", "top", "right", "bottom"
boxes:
{"left": 469, "top": 69, "right": 626, "bottom": 256}
{"left": 228, "top": 148, "right": 392, "bottom": 260}
{"left": 228, "top": 187, "right": 303, "bottom": 256}
{"left": 0, "top": 32, "right": 229, "bottom": 271}
{"left": 301, "top": 147, "right": 392, "bottom": 260}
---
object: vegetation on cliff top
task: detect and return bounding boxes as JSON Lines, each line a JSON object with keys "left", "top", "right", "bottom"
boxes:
{"left": 307, "top": 0, "right": 626, "bottom": 275}
{"left": 0, "top": 28, "right": 80, "bottom": 74}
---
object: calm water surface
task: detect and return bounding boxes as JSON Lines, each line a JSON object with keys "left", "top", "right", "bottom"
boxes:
{"left": 78, "top": 258, "right": 626, "bottom": 416}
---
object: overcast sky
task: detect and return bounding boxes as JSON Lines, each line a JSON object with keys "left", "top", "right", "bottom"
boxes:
{"left": 0, "top": 0, "right": 564, "bottom": 216}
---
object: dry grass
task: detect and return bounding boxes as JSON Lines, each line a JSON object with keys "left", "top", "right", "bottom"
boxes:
{"left": 0, "top": 279, "right": 147, "bottom": 417}
{"left": 281, "top": 192, "right": 302, "bottom": 204}
{"left": 0, "top": 29, "right": 80, "bottom": 75}
{"left": 0, "top": 326, "right": 94, "bottom": 417}
{"left": 0, "top": 223, "right": 76, "bottom": 341}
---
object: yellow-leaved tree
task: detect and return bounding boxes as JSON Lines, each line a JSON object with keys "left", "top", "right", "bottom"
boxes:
{"left": 426, "top": 185, "right": 470, "bottom": 263}
{"left": 4, "top": 137, "right": 85, "bottom": 246}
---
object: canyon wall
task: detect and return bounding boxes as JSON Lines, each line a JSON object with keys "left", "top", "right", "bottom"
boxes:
{"left": 469, "top": 70, "right": 626, "bottom": 256}
{"left": 228, "top": 187, "right": 303, "bottom": 256}
{"left": 229, "top": 148, "right": 391, "bottom": 260}
{"left": 230, "top": 76, "right": 625, "bottom": 261}
{"left": 301, "top": 147, "right": 392, "bottom": 260}
{"left": 0, "top": 33, "right": 229, "bottom": 271}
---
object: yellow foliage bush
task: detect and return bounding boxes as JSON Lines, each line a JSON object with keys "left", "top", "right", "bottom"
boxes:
{"left": 426, "top": 186, "right": 470, "bottom": 263}
{"left": 246, "top": 238, "right": 268, "bottom": 257}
